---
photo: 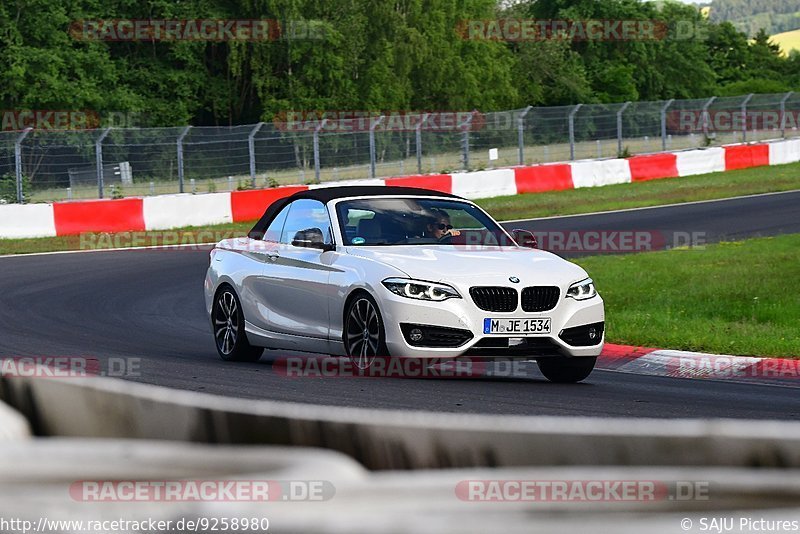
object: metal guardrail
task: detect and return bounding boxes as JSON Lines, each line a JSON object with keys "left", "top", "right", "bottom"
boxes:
{"left": 2, "top": 92, "right": 799, "bottom": 203}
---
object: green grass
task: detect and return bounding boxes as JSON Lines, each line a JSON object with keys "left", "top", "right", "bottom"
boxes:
{"left": 771, "top": 28, "right": 800, "bottom": 56}
{"left": 576, "top": 234, "right": 800, "bottom": 358}
{"left": 2, "top": 160, "right": 800, "bottom": 255}
{"left": 478, "top": 160, "right": 800, "bottom": 220}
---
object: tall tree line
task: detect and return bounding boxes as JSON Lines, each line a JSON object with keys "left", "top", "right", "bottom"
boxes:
{"left": 1, "top": 0, "right": 799, "bottom": 127}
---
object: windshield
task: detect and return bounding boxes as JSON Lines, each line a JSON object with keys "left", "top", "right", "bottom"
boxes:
{"left": 335, "top": 197, "right": 514, "bottom": 247}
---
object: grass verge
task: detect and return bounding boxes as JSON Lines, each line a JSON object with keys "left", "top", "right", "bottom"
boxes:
{"left": 575, "top": 234, "right": 800, "bottom": 358}
{"left": 479, "top": 160, "right": 800, "bottom": 220}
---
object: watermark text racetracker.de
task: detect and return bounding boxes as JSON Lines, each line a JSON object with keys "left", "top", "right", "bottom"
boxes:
{"left": 0, "top": 356, "right": 140, "bottom": 378}
{"left": 71, "top": 19, "right": 327, "bottom": 41}
{"left": 69, "top": 479, "right": 334, "bottom": 502}
{"left": 667, "top": 355, "right": 799, "bottom": 381}
{"left": 76, "top": 230, "right": 707, "bottom": 254}
{"left": 456, "top": 479, "right": 710, "bottom": 502}
{"left": 458, "top": 19, "right": 710, "bottom": 42}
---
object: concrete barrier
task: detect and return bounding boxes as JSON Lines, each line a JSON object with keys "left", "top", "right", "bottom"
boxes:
{"left": 2, "top": 372, "right": 800, "bottom": 470}
{"left": 0, "top": 439, "right": 798, "bottom": 533}
{"left": 451, "top": 169, "right": 517, "bottom": 199}
{"left": 0, "top": 399, "right": 31, "bottom": 440}
{"left": 570, "top": 159, "right": 632, "bottom": 188}
{"left": 143, "top": 192, "right": 233, "bottom": 230}
{"left": 675, "top": 147, "right": 726, "bottom": 176}
{"left": 769, "top": 138, "right": 800, "bottom": 165}
{"left": 0, "top": 203, "right": 56, "bottom": 239}
{"left": 2, "top": 139, "right": 798, "bottom": 239}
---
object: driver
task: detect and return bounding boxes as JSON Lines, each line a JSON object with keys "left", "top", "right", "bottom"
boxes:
{"left": 426, "top": 209, "right": 461, "bottom": 240}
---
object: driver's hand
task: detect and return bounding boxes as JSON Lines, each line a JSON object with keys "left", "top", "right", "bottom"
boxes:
{"left": 447, "top": 229, "right": 461, "bottom": 236}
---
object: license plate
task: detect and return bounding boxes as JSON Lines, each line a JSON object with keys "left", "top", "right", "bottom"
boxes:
{"left": 483, "top": 317, "right": 551, "bottom": 335}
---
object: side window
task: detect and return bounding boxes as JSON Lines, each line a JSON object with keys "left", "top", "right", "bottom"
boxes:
{"left": 280, "top": 199, "right": 333, "bottom": 246}
{"left": 263, "top": 204, "right": 291, "bottom": 242}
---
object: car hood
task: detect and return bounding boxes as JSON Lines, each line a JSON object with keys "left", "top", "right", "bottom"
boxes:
{"left": 344, "top": 245, "right": 589, "bottom": 288}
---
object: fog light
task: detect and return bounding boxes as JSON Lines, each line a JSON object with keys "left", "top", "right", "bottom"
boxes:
{"left": 409, "top": 328, "right": 424, "bottom": 342}
{"left": 588, "top": 327, "right": 598, "bottom": 340}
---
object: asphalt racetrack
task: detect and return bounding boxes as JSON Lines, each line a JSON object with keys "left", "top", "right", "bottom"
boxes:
{"left": 1, "top": 191, "right": 799, "bottom": 419}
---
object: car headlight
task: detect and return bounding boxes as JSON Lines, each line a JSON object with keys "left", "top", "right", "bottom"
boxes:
{"left": 566, "top": 278, "right": 597, "bottom": 300}
{"left": 382, "top": 278, "right": 461, "bottom": 301}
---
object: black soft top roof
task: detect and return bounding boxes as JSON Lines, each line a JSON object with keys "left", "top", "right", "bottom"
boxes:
{"left": 248, "top": 186, "right": 460, "bottom": 239}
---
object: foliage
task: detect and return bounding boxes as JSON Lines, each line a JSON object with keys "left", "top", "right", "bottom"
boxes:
{"left": 706, "top": 0, "right": 800, "bottom": 36}
{"left": 2, "top": 0, "right": 800, "bottom": 127}
{"left": 0, "top": 173, "right": 29, "bottom": 203}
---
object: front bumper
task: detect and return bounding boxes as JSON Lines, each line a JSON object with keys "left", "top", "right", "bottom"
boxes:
{"left": 378, "top": 287, "right": 605, "bottom": 359}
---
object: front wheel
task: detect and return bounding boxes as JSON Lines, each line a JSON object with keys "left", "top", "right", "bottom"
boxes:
{"left": 212, "top": 286, "right": 263, "bottom": 362}
{"left": 343, "top": 293, "right": 387, "bottom": 370}
{"left": 537, "top": 356, "right": 596, "bottom": 383}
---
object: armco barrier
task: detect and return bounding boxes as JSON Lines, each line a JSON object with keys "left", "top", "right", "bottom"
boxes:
{"left": 2, "top": 139, "right": 798, "bottom": 239}
{"left": 2, "top": 371, "right": 800, "bottom": 470}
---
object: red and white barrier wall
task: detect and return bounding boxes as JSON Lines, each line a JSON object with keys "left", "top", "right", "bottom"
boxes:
{"left": 2, "top": 139, "right": 799, "bottom": 239}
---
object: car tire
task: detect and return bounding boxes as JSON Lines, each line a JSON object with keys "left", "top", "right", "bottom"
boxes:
{"left": 537, "top": 356, "right": 596, "bottom": 383}
{"left": 212, "top": 286, "right": 263, "bottom": 362}
{"left": 343, "top": 292, "right": 388, "bottom": 370}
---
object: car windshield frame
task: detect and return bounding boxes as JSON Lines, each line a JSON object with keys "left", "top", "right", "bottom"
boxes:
{"left": 331, "top": 195, "right": 517, "bottom": 247}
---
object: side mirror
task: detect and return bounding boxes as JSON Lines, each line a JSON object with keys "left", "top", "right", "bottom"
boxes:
{"left": 511, "top": 229, "right": 538, "bottom": 249}
{"left": 292, "top": 228, "right": 335, "bottom": 251}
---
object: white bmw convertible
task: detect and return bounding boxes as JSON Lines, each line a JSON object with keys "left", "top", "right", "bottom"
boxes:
{"left": 205, "top": 186, "right": 605, "bottom": 382}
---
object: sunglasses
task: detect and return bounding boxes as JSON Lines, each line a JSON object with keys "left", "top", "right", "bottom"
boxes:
{"left": 434, "top": 223, "right": 454, "bottom": 231}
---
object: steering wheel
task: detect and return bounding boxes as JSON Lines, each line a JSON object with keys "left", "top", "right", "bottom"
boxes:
{"left": 437, "top": 233, "right": 453, "bottom": 243}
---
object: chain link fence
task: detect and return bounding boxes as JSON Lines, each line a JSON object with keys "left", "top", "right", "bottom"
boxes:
{"left": 2, "top": 92, "right": 799, "bottom": 204}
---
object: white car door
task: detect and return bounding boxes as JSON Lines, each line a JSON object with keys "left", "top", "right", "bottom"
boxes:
{"left": 260, "top": 199, "right": 336, "bottom": 345}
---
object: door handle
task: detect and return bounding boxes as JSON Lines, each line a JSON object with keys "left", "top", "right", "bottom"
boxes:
{"left": 265, "top": 252, "right": 280, "bottom": 262}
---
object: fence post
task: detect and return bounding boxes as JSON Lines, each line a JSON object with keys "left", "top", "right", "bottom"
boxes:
{"left": 313, "top": 119, "right": 328, "bottom": 184}
{"left": 248, "top": 122, "right": 264, "bottom": 188}
{"left": 416, "top": 113, "right": 429, "bottom": 174}
{"left": 780, "top": 92, "right": 793, "bottom": 138}
{"left": 660, "top": 99, "right": 674, "bottom": 151}
{"left": 460, "top": 112, "right": 476, "bottom": 170}
{"left": 14, "top": 128, "right": 32, "bottom": 204}
{"left": 369, "top": 115, "right": 385, "bottom": 179}
{"left": 741, "top": 93, "right": 753, "bottom": 142}
{"left": 568, "top": 104, "right": 582, "bottom": 161}
{"left": 517, "top": 106, "right": 533, "bottom": 165}
{"left": 95, "top": 128, "right": 112, "bottom": 199}
{"left": 616, "top": 102, "right": 631, "bottom": 156}
{"left": 177, "top": 126, "right": 191, "bottom": 193}
{"left": 701, "top": 96, "right": 716, "bottom": 141}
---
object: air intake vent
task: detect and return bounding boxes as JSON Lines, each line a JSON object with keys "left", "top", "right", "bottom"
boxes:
{"left": 521, "top": 286, "right": 560, "bottom": 312}
{"left": 469, "top": 287, "right": 518, "bottom": 312}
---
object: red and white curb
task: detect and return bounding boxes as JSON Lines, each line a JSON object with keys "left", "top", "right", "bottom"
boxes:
{"left": 598, "top": 343, "right": 800, "bottom": 387}
{"left": 2, "top": 138, "right": 799, "bottom": 239}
